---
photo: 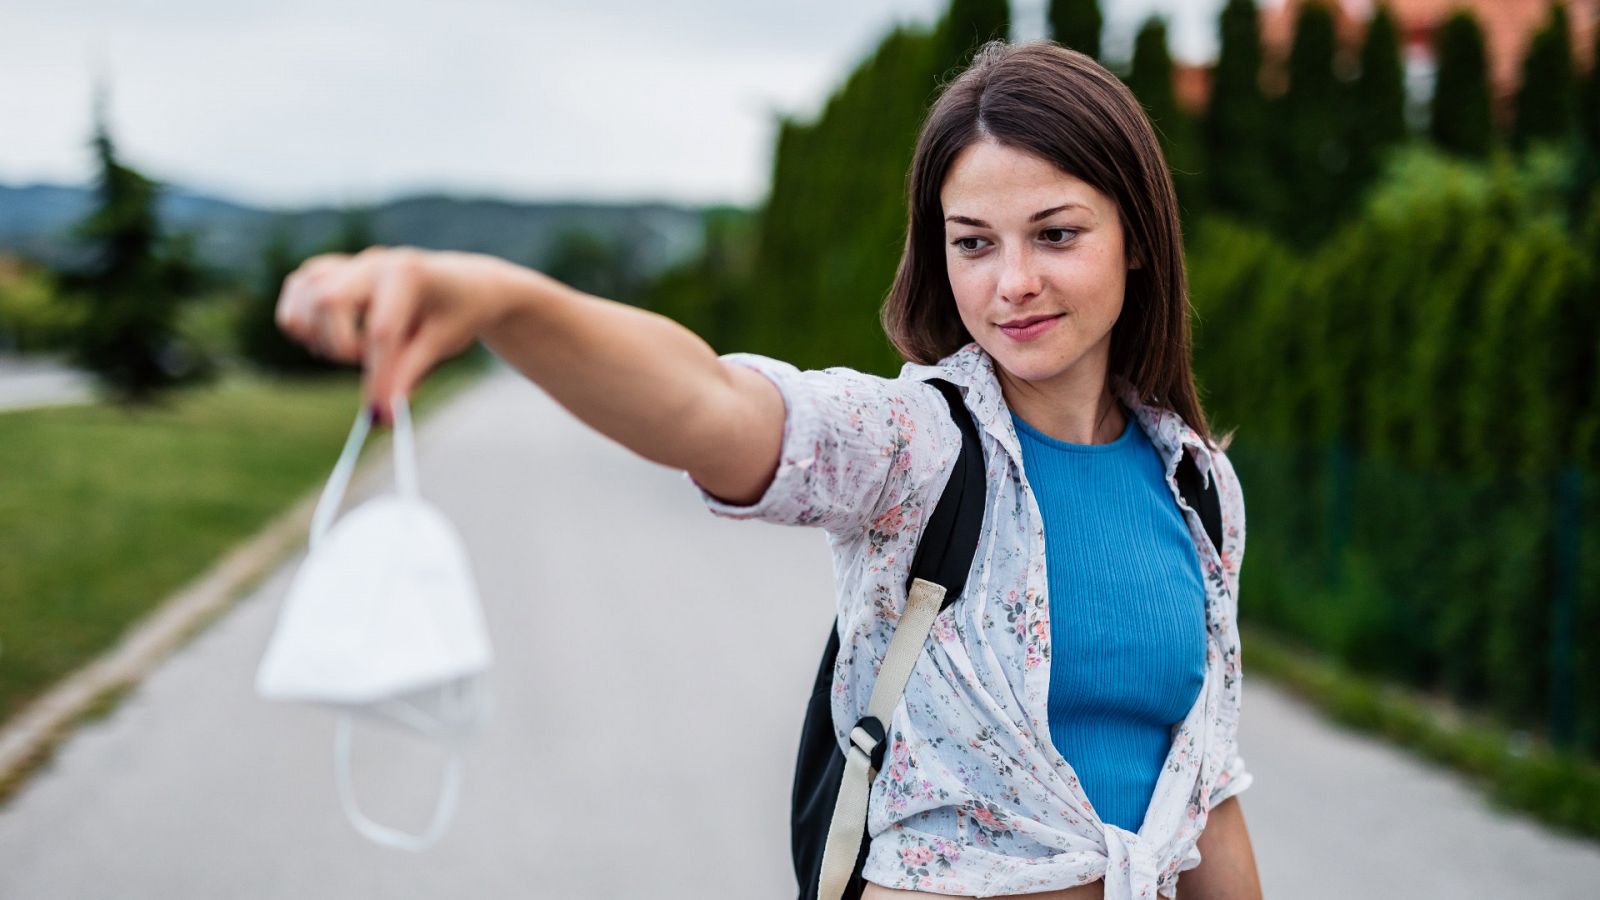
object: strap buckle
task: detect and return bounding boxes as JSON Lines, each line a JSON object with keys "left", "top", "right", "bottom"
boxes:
{"left": 849, "top": 715, "right": 887, "bottom": 774}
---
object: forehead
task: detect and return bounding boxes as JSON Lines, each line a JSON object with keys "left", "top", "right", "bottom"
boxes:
{"left": 939, "top": 138, "right": 1108, "bottom": 221}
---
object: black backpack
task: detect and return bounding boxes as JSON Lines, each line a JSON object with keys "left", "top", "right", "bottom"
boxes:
{"left": 790, "top": 377, "right": 1224, "bottom": 900}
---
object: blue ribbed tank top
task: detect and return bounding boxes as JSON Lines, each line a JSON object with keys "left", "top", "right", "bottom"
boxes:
{"left": 1009, "top": 405, "right": 1207, "bottom": 833}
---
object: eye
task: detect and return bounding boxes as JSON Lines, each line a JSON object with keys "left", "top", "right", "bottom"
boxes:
{"left": 949, "top": 229, "right": 1079, "bottom": 256}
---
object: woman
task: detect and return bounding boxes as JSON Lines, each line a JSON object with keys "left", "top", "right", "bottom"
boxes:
{"left": 276, "top": 39, "right": 1261, "bottom": 900}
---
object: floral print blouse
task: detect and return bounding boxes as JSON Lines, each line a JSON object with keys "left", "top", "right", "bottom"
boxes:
{"left": 684, "top": 341, "right": 1253, "bottom": 898}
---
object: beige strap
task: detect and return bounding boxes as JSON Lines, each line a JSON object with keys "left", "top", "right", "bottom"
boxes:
{"left": 817, "top": 577, "right": 948, "bottom": 899}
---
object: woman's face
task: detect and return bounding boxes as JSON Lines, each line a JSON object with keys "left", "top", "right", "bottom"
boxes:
{"left": 940, "top": 137, "right": 1135, "bottom": 400}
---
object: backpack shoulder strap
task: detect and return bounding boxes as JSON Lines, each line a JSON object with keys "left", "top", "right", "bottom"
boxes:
{"left": 906, "top": 377, "right": 986, "bottom": 609}
{"left": 1175, "top": 449, "right": 1223, "bottom": 559}
{"left": 813, "top": 376, "right": 986, "bottom": 900}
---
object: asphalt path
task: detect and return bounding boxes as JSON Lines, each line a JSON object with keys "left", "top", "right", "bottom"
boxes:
{"left": 2, "top": 365, "right": 1597, "bottom": 898}
{"left": 0, "top": 354, "right": 94, "bottom": 412}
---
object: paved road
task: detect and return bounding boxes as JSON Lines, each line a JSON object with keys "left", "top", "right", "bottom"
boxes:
{"left": 0, "top": 354, "right": 94, "bottom": 412}
{"left": 2, "top": 366, "right": 1598, "bottom": 898}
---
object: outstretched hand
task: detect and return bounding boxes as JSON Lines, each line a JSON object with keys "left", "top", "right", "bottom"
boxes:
{"left": 274, "top": 246, "right": 508, "bottom": 424}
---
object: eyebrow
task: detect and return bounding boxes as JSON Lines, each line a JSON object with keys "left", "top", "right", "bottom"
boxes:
{"left": 943, "top": 203, "right": 1090, "bottom": 228}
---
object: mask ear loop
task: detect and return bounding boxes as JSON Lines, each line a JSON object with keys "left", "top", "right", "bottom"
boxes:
{"left": 309, "top": 405, "right": 374, "bottom": 549}
{"left": 335, "top": 676, "right": 485, "bottom": 851}
{"left": 311, "top": 393, "right": 476, "bottom": 851}
{"left": 390, "top": 392, "right": 420, "bottom": 500}
{"left": 334, "top": 703, "right": 465, "bottom": 852}
{"left": 309, "top": 392, "right": 419, "bottom": 546}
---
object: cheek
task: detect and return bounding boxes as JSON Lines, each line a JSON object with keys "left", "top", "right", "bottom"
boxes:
{"left": 945, "top": 252, "right": 984, "bottom": 287}
{"left": 945, "top": 256, "right": 988, "bottom": 321}
{"left": 944, "top": 243, "right": 1125, "bottom": 317}
{"left": 1068, "top": 248, "right": 1128, "bottom": 317}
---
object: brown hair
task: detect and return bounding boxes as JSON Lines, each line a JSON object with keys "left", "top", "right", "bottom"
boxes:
{"left": 881, "top": 38, "right": 1225, "bottom": 451}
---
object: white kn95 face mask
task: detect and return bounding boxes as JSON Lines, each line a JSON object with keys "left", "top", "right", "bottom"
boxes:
{"left": 256, "top": 395, "right": 493, "bottom": 851}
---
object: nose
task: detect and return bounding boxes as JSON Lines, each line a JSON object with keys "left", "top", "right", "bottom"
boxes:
{"left": 996, "top": 244, "right": 1043, "bottom": 303}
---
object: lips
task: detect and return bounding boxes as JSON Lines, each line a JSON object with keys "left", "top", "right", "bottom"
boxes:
{"left": 997, "top": 314, "right": 1062, "bottom": 329}
{"left": 997, "top": 313, "right": 1064, "bottom": 342}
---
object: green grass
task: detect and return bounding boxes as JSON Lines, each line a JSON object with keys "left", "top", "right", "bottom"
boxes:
{"left": 0, "top": 354, "right": 489, "bottom": 727}
{"left": 1244, "top": 623, "right": 1600, "bottom": 842}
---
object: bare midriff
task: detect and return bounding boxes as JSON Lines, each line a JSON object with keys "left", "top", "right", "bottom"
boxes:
{"left": 862, "top": 879, "right": 1108, "bottom": 899}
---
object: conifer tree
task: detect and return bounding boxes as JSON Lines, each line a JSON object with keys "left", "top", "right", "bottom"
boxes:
{"left": 1430, "top": 10, "right": 1494, "bottom": 158}
{"left": 1277, "top": 0, "right": 1345, "bottom": 246}
{"left": 1047, "top": 0, "right": 1102, "bottom": 60}
{"left": 1586, "top": 20, "right": 1600, "bottom": 154}
{"left": 751, "top": 21, "right": 957, "bottom": 371}
{"left": 1348, "top": 2, "right": 1408, "bottom": 189}
{"left": 1126, "top": 17, "right": 1205, "bottom": 218}
{"left": 1512, "top": 0, "right": 1577, "bottom": 150}
{"left": 240, "top": 209, "right": 378, "bottom": 374}
{"left": 239, "top": 224, "right": 337, "bottom": 373}
{"left": 942, "top": 0, "right": 1010, "bottom": 70}
{"left": 325, "top": 207, "right": 377, "bottom": 259}
{"left": 62, "top": 86, "right": 203, "bottom": 401}
{"left": 544, "top": 226, "right": 640, "bottom": 304}
{"left": 1127, "top": 16, "right": 1178, "bottom": 137}
{"left": 1573, "top": 14, "right": 1600, "bottom": 224}
{"left": 642, "top": 207, "right": 752, "bottom": 354}
{"left": 1204, "top": 0, "right": 1275, "bottom": 221}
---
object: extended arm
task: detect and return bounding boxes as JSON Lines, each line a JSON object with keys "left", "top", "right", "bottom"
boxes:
{"left": 275, "top": 247, "right": 785, "bottom": 505}
{"left": 475, "top": 258, "right": 784, "bottom": 504}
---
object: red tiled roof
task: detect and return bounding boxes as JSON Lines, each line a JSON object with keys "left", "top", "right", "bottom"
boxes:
{"left": 1174, "top": 63, "right": 1212, "bottom": 113}
{"left": 1190, "top": 0, "right": 1596, "bottom": 115}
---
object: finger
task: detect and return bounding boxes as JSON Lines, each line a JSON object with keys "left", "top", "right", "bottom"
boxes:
{"left": 306, "top": 253, "right": 388, "bottom": 361}
{"left": 281, "top": 267, "right": 337, "bottom": 344}
{"left": 278, "top": 254, "right": 356, "bottom": 342}
{"left": 313, "top": 266, "right": 370, "bottom": 363}
{"left": 302, "top": 252, "right": 354, "bottom": 274}
{"left": 386, "top": 321, "right": 451, "bottom": 413}
{"left": 362, "top": 253, "right": 427, "bottom": 422}
{"left": 276, "top": 270, "right": 311, "bottom": 340}
{"left": 324, "top": 306, "right": 363, "bottom": 363}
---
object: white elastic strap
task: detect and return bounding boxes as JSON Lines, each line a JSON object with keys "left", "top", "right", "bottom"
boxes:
{"left": 310, "top": 406, "right": 372, "bottom": 548}
{"left": 315, "top": 390, "right": 450, "bottom": 851}
{"left": 816, "top": 577, "right": 947, "bottom": 899}
{"left": 390, "top": 392, "right": 419, "bottom": 500}
{"left": 308, "top": 393, "right": 420, "bottom": 547}
{"left": 333, "top": 677, "right": 478, "bottom": 852}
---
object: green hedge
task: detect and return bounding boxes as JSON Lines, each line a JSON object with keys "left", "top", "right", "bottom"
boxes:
{"left": 1191, "top": 145, "right": 1600, "bottom": 759}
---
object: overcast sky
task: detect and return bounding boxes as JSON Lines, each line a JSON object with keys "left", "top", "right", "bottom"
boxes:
{"left": 3, "top": 1, "right": 1237, "bottom": 210}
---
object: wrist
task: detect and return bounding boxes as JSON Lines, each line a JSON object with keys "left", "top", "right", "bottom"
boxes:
{"left": 415, "top": 250, "right": 552, "bottom": 339}
{"left": 473, "top": 254, "right": 570, "bottom": 338}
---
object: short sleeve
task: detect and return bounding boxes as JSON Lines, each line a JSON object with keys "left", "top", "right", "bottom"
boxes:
{"left": 683, "top": 352, "right": 960, "bottom": 536}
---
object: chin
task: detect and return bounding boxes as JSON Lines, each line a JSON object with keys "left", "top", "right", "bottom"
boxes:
{"left": 981, "top": 338, "right": 1076, "bottom": 383}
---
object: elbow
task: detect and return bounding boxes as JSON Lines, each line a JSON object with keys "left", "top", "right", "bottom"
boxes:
{"left": 680, "top": 361, "right": 785, "bottom": 504}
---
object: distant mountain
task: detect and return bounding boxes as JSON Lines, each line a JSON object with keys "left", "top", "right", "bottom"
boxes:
{"left": 0, "top": 181, "right": 719, "bottom": 286}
